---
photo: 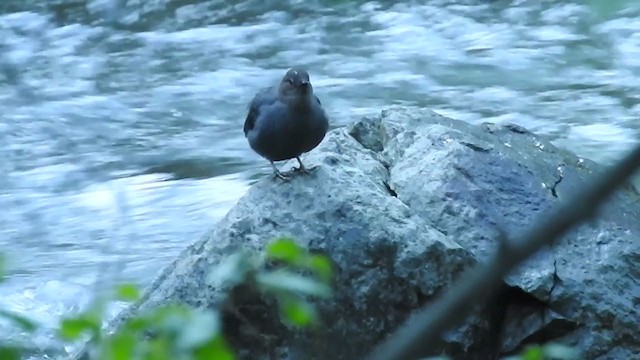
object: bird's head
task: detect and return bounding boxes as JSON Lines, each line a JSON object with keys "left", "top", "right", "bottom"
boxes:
{"left": 278, "top": 68, "right": 313, "bottom": 101}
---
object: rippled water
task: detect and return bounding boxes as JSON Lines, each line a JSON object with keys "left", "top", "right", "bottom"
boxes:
{"left": 1, "top": 0, "right": 639, "bottom": 357}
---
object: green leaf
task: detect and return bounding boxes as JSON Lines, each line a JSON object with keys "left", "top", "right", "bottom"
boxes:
{"left": 0, "top": 309, "right": 38, "bottom": 332}
{"left": 256, "top": 270, "right": 332, "bottom": 298}
{"left": 194, "top": 336, "right": 236, "bottom": 360}
{"left": 101, "top": 331, "right": 137, "bottom": 360}
{"left": 522, "top": 345, "right": 544, "bottom": 360}
{"left": 123, "top": 315, "right": 152, "bottom": 333}
{"left": 265, "top": 238, "right": 304, "bottom": 264}
{"left": 306, "top": 255, "right": 333, "bottom": 283}
{"left": 152, "top": 303, "right": 190, "bottom": 322}
{"left": 176, "top": 309, "right": 220, "bottom": 350}
{"left": 58, "top": 314, "right": 101, "bottom": 340}
{"left": 144, "top": 337, "right": 172, "bottom": 360}
{"left": 115, "top": 284, "right": 141, "bottom": 302}
{"left": 281, "top": 298, "right": 318, "bottom": 327}
{"left": 265, "top": 239, "right": 333, "bottom": 283}
{"left": 0, "top": 345, "right": 21, "bottom": 360}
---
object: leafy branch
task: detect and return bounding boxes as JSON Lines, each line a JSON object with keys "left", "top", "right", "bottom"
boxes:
{"left": 0, "top": 238, "right": 333, "bottom": 360}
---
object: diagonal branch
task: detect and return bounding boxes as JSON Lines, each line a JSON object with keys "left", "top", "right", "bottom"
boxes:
{"left": 366, "top": 143, "right": 640, "bottom": 360}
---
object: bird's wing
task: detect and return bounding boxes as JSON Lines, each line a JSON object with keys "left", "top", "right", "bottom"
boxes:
{"left": 243, "top": 87, "right": 277, "bottom": 136}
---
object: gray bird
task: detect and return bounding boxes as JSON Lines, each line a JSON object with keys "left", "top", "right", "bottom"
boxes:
{"left": 243, "top": 68, "right": 329, "bottom": 180}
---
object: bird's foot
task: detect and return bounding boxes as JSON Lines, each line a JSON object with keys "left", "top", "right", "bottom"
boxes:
{"left": 293, "top": 156, "right": 314, "bottom": 174}
{"left": 293, "top": 165, "right": 311, "bottom": 174}
{"left": 270, "top": 161, "right": 290, "bottom": 181}
{"left": 273, "top": 170, "right": 290, "bottom": 181}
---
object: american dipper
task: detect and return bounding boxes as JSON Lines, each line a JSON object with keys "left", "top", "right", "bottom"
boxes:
{"left": 243, "top": 68, "right": 329, "bottom": 180}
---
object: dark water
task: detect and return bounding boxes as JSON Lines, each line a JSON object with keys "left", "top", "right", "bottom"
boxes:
{"left": 1, "top": 0, "right": 639, "bottom": 357}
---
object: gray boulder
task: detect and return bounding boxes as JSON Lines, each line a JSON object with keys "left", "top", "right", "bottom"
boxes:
{"left": 357, "top": 108, "right": 640, "bottom": 359}
{"left": 119, "top": 109, "right": 480, "bottom": 359}
{"left": 86, "top": 107, "right": 640, "bottom": 359}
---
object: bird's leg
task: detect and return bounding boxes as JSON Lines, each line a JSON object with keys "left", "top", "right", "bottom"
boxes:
{"left": 293, "top": 156, "right": 311, "bottom": 174}
{"left": 270, "top": 161, "right": 289, "bottom": 180}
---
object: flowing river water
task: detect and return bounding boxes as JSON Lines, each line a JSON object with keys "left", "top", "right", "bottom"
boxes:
{"left": 1, "top": 0, "right": 639, "bottom": 357}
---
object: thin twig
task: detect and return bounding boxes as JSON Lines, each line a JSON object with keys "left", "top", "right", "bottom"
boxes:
{"left": 367, "top": 143, "right": 640, "bottom": 360}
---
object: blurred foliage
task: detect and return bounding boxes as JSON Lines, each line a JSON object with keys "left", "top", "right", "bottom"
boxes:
{"left": 59, "top": 296, "right": 235, "bottom": 360}
{"left": 505, "top": 343, "right": 582, "bottom": 360}
{"left": 0, "top": 237, "right": 581, "bottom": 359}
{"left": 209, "top": 237, "right": 333, "bottom": 328}
{"left": 0, "top": 237, "right": 333, "bottom": 360}
{"left": 0, "top": 253, "right": 41, "bottom": 360}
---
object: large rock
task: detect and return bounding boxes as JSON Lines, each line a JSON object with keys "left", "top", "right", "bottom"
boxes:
{"left": 353, "top": 108, "right": 640, "bottom": 359}
{"left": 92, "top": 107, "right": 640, "bottom": 359}
{"left": 117, "top": 108, "right": 482, "bottom": 360}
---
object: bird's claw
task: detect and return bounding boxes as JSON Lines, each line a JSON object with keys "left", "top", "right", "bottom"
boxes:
{"left": 293, "top": 165, "right": 311, "bottom": 174}
{"left": 293, "top": 157, "right": 315, "bottom": 174}
{"left": 270, "top": 161, "right": 290, "bottom": 181}
{"left": 273, "top": 171, "right": 290, "bottom": 181}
